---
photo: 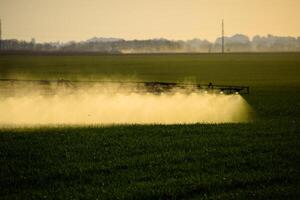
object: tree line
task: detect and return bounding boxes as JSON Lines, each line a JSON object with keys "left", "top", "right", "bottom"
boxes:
{"left": 1, "top": 34, "right": 300, "bottom": 53}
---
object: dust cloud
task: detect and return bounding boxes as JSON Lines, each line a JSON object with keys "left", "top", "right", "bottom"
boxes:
{"left": 0, "top": 84, "right": 252, "bottom": 126}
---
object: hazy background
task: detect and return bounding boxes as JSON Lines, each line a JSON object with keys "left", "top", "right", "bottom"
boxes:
{"left": 0, "top": 0, "right": 300, "bottom": 42}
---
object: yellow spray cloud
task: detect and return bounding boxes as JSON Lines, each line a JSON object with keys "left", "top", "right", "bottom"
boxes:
{"left": 0, "top": 84, "right": 252, "bottom": 125}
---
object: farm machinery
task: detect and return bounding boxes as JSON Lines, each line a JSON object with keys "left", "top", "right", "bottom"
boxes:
{"left": 0, "top": 78, "right": 249, "bottom": 95}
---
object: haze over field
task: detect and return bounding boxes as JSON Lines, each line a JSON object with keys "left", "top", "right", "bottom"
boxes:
{"left": 2, "top": 34, "right": 300, "bottom": 53}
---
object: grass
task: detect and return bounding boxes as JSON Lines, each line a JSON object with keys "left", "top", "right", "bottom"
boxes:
{"left": 1, "top": 53, "right": 300, "bottom": 86}
{"left": 0, "top": 53, "right": 300, "bottom": 199}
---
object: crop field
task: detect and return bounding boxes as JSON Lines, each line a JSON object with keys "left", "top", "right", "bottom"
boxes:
{"left": 0, "top": 53, "right": 300, "bottom": 199}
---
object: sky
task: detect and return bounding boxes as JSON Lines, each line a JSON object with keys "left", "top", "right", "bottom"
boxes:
{"left": 0, "top": 0, "right": 300, "bottom": 42}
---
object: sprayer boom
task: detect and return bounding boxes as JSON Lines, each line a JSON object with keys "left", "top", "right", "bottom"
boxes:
{"left": 0, "top": 79, "right": 249, "bottom": 95}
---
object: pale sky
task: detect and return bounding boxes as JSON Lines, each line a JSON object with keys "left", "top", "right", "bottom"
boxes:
{"left": 0, "top": 0, "right": 299, "bottom": 42}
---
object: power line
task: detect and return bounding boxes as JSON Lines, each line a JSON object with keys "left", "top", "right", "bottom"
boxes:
{"left": 222, "top": 19, "right": 224, "bottom": 53}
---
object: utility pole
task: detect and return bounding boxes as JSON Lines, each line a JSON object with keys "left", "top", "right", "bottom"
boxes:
{"left": 0, "top": 19, "right": 2, "bottom": 51}
{"left": 222, "top": 19, "right": 224, "bottom": 53}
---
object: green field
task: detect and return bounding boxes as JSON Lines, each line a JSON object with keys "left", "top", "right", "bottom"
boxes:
{"left": 0, "top": 53, "right": 300, "bottom": 199}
